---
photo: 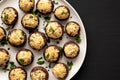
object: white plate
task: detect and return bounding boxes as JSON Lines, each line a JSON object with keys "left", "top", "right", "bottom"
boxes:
{"left": 0, "top": 0, "right": 87, "bottom": 80}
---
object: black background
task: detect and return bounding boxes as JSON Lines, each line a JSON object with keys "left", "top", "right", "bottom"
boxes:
{"left": 66, "top": 0, "right": 120, "bottom": 80}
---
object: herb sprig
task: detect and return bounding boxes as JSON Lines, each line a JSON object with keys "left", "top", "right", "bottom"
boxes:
{"left": 37, "top": 57, "right": 45, "bottom": 65}
{"left": 49, "top": 27, "right": 55, "bottom": 33}
{"left": 44, "top": 16, "right": 51, "bottom": 23}
{"left": 19, "top": 59, "right": 24, "bottom": 64}
{"left": 1, "top": 38, "right": 8, "bottom": 46}
{"left": 53, "top": 0, "right": 58, "bottom": 5}
{"left": 32, "top": 10, "right": 39, "bottom": 17}
{"left": 59, "top": 46, "right": 64, "bottom": 58}
{"left": 4, "top": 14, "right": 9, "bottom": 20}
{"left": 61, "top": 10, "right": 66, "bottom": 15}
{"left": 75, "top": 36, "right": 81, "bottom": 43}
{"left": 45, "top": 54, "right": 49, "bottom": 58}
{"left": 67, "top": 61, "right": 73, "bottom": 70}
{"left": 3, "top": 61, "right": 16, "bottom": 72}
{"left": 9, "top": 62, "right": 16, "bottom": 70}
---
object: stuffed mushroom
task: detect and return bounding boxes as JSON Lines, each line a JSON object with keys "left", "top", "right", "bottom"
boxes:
{"left": 21, "top": 14, "right": 39, "bottom": 30}
{"left": 54, "top": 5, "right": 70, "bottom": 20}
{"left": 44, "top": 45, "right": 60, "bottom": 63}
{"left": 52, "top": 62, "right": 68, "bottom": 79}
{"left": 19, "top": 0, "right": 35, "bottom": 13}
{"left": 8, "top": 29, "right": 27, "bottom": 47}
{"left": 30, "top": 66, "right": 49, "bottom": 80}
{"left": 0, "top": 27, "right": 6, "bottom": 41}
{"left": 63, "top": 41, "right": 80, "bottom": 59}
{"left": 65, "top": 21, "right": 80, "bottom": 37}
{"left": 1, "top": 7, "right": 18, "bottom": 27}
{"left": 28, "top": 32, "right": 47, "bottom": 50}
{"left": 36, "top": 0, "right": 54, "bottom": 15}
{"left": 0, "top": 48, "right": 10, "bottom": 67}
{"left": 9, "top": 67, "right": 27, "bottom": 80}
{"left": 16, "top": 48, "right": 34, "bottom": 66}
{"left": 45, "top": 21, "right": 64, "bottom": 39}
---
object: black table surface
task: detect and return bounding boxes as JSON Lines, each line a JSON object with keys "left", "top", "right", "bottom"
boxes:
{"left": 67, "top": 0, "right": 120, "bottom": 80}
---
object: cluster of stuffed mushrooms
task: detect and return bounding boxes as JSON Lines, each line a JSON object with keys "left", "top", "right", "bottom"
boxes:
{"left": 0, "top": 0, "right": 81, "bottom": 80}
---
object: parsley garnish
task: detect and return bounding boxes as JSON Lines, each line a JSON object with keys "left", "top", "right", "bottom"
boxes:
{"left": 44, "top": 16, "right": 51, "bottom": 22}
{"left": 3, "top": 67, "right": 10, "bottom": 72}
{"left": 32, "top": 10, "right": 39, "bottom": 17}
{"left": 47, "top": 37, "right": 51, "bottom": 43}
{"left": 37, "top": 57, "right": 45, "bottom": 65}
{"left": 10, "top": 62, "right": 16, "bottom": 70}
{"left": 59, "top": 46, "right": 64, "bottom": 58}
{"left": 6, "top": 26, "right": 12, "bottom": 30}
{"left": 61, "top": 10, "right": 66, "bottom": 15}
{"left": 75, "top": 36, "right": 81, "bottom": 43}
{"left": 19, "top": 59, "right": 24, "bottom": 64}
{"left": 2, "top": 61, "right": 16, "bottom": 72}
{"left": 38, "top": 57, "right": 42, "bottom": 61}
{"left": 4, "top": 14, "right": 9, "bottom": 19}
{"left": 70, "top": 16, "right": 72, "bottom": 18}
{"left": 45, "top": 54, "right": 49, "bottom": 58}
{"left": 49, "top": 27, "right": 55, "bottom": 33}
{"left": 53, "top": 0, "right": 58, "bottom": 5}
{"left": 1, "top": 38, "right": 8, "bottom": 46}
{"left": 49, "top": 62, "right": 54, "bottom": 68}
{"left": 67, "top": 61, "right": 73, "bottom": 70}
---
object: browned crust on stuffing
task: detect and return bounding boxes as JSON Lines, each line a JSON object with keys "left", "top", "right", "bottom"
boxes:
{"left": 43, "top": 45, "right": 60, "bottom": 63}
{"left": 45, "top": 21, "right": 64, "bottom": 39}
{"left": 36, "top": 0, "right": 54, "bottom": 15}
{"left": 21, "top": 14, "right": 39, "bottom": 30}
{"left": 30, "top": 66, "right": 49, "bottom": 80}
{"left": 52, "top": 62, "right": 69, "bottom": 80}
{"left": 0, "top": 26, "right": 6, "bottom": 41}
{"left": 1, "top": 7, "right": 18, "bottom": 27}
{"left": 9, "top": 67, "right": 27, "bottom": 80}
{"left": 0, "top": 48, "right": 10, "bottom": 67}
{"left": 16, "top": 48, "right": 34, "bottom": 66}
{"left": 63, "top": 41, "right": 80, "bottom": 59}
{"left": 19, "top": 0, "right": 35, "bottom": 13}
{"left": 8, "top": 29, "right": 27, "bottom": 47}
{"left": 65, "top": 21, "right": 80, "bottom": 37}
{"left": 54, "top": 5, "right": 70, "bottom": 21}
{"left": 28, "top": 31, "right": 47, "bottom": 51}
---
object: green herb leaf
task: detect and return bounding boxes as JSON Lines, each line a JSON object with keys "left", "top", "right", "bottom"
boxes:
{"left": 37, "top": 57, "right": 45, "bottom": 65}
{"left": 61, "top": 10, "right": 66, "bottom": 15}
{"left": 32, "top": 10, "right": 39, "bottom": 17}
{"left": 59, "top": 46, "right": 63, "bottom": 58}
{"left": 53, "top": 0, "right": 58, "bottom": 5}
{"left": 2, "top": 61, "right": 16, "bottom": 72}
{"left": 1, "top": 38, "right": 8, "bottom": 46}
{"left": 44, "top": 16, "right": 51, "bottom": 22}
{"left": 49, "top": 62, "right": 54, "bottom": 68}
{"left": 3, "top": 67, "right": 10, "bottom": 72}
{"left": 6, "top": 26, "right": 12, "bottom": 30}
{"left": 47, "top": 37, "right": 51, "bottom": 43}
{"left": 10, "top": 62, "right": 16, "bottom": 70}
{"left": 45, "top": 54, "right": 49, "bottom": 58}
{"left": 67, "top": 61, "right": 73, "bottom": 70}
{"left": 37, "top": 61, "right": 45, "bottom": 65}
{"left": 4, "top": 14, "right": 9, "bottom": 19}
{"left": 19, "top": 59, "right": 24, "bottom": 64}
{"left": 38, "top": 57, "right": 42, "bottom": 61}
{"left": 75, "top": 36, "right": 81, "bottom": 43}
{"left": 49, "top": 27, "right": 55, "bottom": 33}
{"left": 70, "top": 16, "right": 72, "bottom": 18}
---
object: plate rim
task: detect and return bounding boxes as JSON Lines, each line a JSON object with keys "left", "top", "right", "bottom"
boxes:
{"left": 63, "top": 0, "right": 87, "bottom": 79}
{"left": 0, "top": 0, "right": 87, "bottom": 80}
